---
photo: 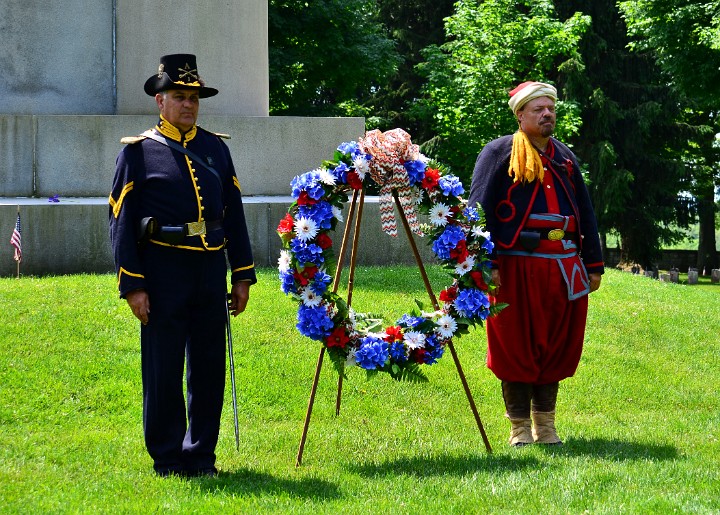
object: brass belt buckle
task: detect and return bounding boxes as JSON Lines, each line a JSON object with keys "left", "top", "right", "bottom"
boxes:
{"left": 185, "top": 220, "right": 207, "bottom": 237}
{"left": 547, "top": 228, "right": 565, "bottom": 241}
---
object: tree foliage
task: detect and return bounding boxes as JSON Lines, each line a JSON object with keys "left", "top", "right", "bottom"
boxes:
{"left": 268, "top": 0, "right": 400, "bottom": 117}
{"left": 419, "top": 0, "right": 590, "bottom": 184}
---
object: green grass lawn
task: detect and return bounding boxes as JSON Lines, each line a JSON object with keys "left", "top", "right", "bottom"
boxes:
{"left": 1, "top": 267, "right": 718, "bottom": 514}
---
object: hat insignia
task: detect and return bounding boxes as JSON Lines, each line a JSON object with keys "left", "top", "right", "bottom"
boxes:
{"left": 157, "top": 64, "right": 164, "bottom": 78}
{"left": 178, "top": 63, "right": 199, "bottom": 82}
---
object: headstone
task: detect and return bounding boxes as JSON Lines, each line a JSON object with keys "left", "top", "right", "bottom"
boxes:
{"left": 660, "top": 273, "right": 670, "bottom": 282}
{"left": 645, "top": 270, "right": 655, "bottom": 279}
{"left": 669, "top": 268, "right": 679, "bottom": 283}
{"left": 711, "top": 269, "right": 720, "bottom": 284}
{"left": 687, "top": 267, "right": 698, "bottom": 285}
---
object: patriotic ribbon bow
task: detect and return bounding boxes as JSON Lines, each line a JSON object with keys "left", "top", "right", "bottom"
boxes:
{"left": 359, "top": 129, "right": 423, "bottom": 237}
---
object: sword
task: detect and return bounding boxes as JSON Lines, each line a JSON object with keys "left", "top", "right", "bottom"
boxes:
{"left": 225, "top": 293, "right": 240, "bottom": 451}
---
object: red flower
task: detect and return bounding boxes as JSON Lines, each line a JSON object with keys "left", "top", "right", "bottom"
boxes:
{"left": 293, "top": 265, "right": 318, "bottom": 286}
{"left": 450, "top": 239, "right": 469, "bottom": 263}
{"left": 347, "top": 171, "right": 363, "bottom": 190}
{"left": 411, "top": 348, "right": 428, "bottom": 364}
{"left": 439, "top": 285, "right": 458, "bottom": 303}
{"left": 316, "top": 233, "right": 333, "bottom": 249}
{"left": 384, "top": 325, "right": 404, "bottom": 343}
{"left": 277, "top": 213, "right": 294, "bottom": 234}
{"left": 326, "top": 326, "right": 350, "bottom": 348}
{"left": 421, "top": 168, "right": 440, "bottom": 190}
{"left": 469, "top": 271, "right": 488, "bottom": 290}
{"left": 297, "top": 191, "right": 318, "bottom": 206}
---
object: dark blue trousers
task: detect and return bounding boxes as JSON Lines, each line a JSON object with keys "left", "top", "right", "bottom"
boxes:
{"left": 140, "top": 245, "right": 227, "bottom": 475}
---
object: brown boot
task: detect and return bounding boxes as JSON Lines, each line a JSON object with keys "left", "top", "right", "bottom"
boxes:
{"left": 508, "top": 417, "right": 534, "bottom": 446}
{"left": 502, "top": 381, "right": 533, "bottom": 446}
{"left": 531, "top": 410, "right": 562, "bottom": 445}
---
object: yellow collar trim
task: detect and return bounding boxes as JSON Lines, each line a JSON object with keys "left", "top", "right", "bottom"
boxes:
{"left": 508, "top": 130, "right": 544, "bottom": 183}
{"left": 156, "top": 114, "right": 197, "bottom": 143}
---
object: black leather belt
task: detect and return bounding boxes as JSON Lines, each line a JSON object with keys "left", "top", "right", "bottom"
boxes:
{"left": 153, "top": 219, "right": 223, "bottom": 245}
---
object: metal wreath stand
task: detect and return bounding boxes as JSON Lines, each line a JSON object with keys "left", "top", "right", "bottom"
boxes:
{"left": 295, "top": 187, "right": 492, "bottom": 467}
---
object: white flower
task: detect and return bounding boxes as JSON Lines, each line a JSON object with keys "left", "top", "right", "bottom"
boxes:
{"left": 300, "top": 288, "right": 322, "bottom": 307}
{"left": 345, "top": 348, "right": 357, "bottom": 368}
{"left": 435, "top": 314, "right": 458, "bottom": 338}
{"left": 473, "top": 225, "right": 491, "bottom": 240}
{"left": 418, "top": 152, "right": 430, "bottom": 164}
{"left": 353, "top": 155, "right": 369, "bottom": 180}
{"left": 278, "top": 250, "right": 292, "bottom": 272}
{"left": 317, "top": 167, "right": 336, "bottom": 186}
{"left": 455, "top": 255, "right": 476, "bottom": 276}
{"left": 429, "top": 202, "right": 451, "bottom": 227}
{"left": 294, "top": 216, "right": 319, "bottom": 241}
{"left": 403, "top": 331, "right": 426, "bottom": 350}
{"left": 332, "top": 205, "right": 344, "bottom": 222}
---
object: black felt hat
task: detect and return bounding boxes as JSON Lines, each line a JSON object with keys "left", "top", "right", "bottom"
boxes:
{"left": 144, "top": 54, "right": 218, "bottom": 98}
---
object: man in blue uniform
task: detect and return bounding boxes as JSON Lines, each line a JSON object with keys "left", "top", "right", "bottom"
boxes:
{"left": 109, "top": 54, "right": 256, "bottom": 477}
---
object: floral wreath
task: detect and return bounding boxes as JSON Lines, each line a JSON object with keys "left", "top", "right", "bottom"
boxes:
{"left": 277, "top": 129, "right": 506, "bottom": 382}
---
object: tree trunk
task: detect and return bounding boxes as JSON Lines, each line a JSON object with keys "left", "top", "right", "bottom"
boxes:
{"left": 696, "top": 187, "right": 718, "bottom": 275}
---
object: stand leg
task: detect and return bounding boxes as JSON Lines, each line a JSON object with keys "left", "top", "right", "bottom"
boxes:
{"left": 296, "top": 347, "right": 325, "bottom": 467}
{"left": 392, "top": 191, "right": 492, "bottom": 453}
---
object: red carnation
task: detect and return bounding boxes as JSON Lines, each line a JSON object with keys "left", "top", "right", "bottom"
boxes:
{"left": 469, "top": 271, "right": 488, "bottom": 290}
{"left": 326, "top": 326, "right": 350, "bottom": 348}
{"left": 316, "top": 233, "right": 333, "bottom": 249}
{"left": 421, "top": 168, "right": 440, "bottom": 190}
{"left": 297, "top": 191, "right": 318, "bottom": 206}
{"left": 277, "top": 213, "right": 294, "bottom": 234}
{"left": 449, "top": 239, "right": 469, "bottom": 263}
{"left": 347, "top": 171, "right": 363, "bottom": 190}
{"left": 293, "top": 265, "right": 318, "bottom": 286}
{"left": 412, "top": 348, "right": 428, "bottom": 364}
{"left": 384, "top": 325, "right": 403, "bottom": 343}
{"left": 439, "top": 285, "right": 458, "bottom": 303}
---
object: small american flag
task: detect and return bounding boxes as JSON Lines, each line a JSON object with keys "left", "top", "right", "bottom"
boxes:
{"left": 10, "top": 213, "right": 22, "bottom": 263}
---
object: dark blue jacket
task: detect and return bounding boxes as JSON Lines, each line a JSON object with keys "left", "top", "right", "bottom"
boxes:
{"left": 468, "top": 134, "right": 604, "bottom": 275}
{"left": 109, "top": 119, "right": 256, "bottom": 297}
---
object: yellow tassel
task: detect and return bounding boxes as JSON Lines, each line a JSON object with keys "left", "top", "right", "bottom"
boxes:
{"left": 508, "top": 131, "right": 544, "bottom": 183}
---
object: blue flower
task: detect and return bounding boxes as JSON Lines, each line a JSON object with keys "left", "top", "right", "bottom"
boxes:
{"left": 296, "top": 305, "right": 334, "bottom": 341}
{"left": 389, "top": 341, "right": 408, "bottom": 363}
{"left": 463, "top": 207, "right": 480, "bottom": 222}
{"left": 280, "top": 269, "right": 297, "bottom": 294}
{"left": 291, "top": 171, "right": 325, "bottom": 200}
{"left": 298, "top": 200, "right": 335, "bottom": 229}
{"left": 454, "top": 289, "right": 490, "bottom": 319}
{"left": 404, "top": 160, "right": 426, "bottom": 185}
{"left": 439, "top": 175, "right": 464, "bottom": 197}
{"left": 337, "top": 141, "right": 360, "bottom": 157}
{"left": 355, "top": 336, "right": 389, "bottom": 370}
{"left": 332, "top": 162, "right": 350, "bottom": 184}
{"left": 310, "top": 270, "right": 332, "bottom": 295}
{"left": 291, "top": 238, "right": 325, "bottom": 265}
{"left": 432, "top": 225, "right": 465, "bottom": 260}
{"left": 482, "top": 238, "right": 495, "bottom": 253}
{"left": 423, "top": 335, "right": 444, "bottom": 365}
{"left": 397, "top": 314, "right": 424, "bottom": 328}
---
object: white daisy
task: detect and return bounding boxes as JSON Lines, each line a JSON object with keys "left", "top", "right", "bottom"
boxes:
{"left": 278, "top": 250, "right": 292, "bottom": 272}
{"left": 353, "top": 155, "right": 369, "bottom": 180}
{"left": 294, "top": 216, "right": 319, "bottom": 241}
{"left": 472, "top": 225, "right": 491, "bottom": 240}
{"left": 300, "top": 288, "right": 322, "bottom": 307}
{"left": 316, "top": 167, "right": 336, "bottom": 186}
{"left": 332, "top": 205, "right": 344, "bottom": 222}
{"left": 429, "top": 202, "right": 451, "bottom": 227}
{"left": 435, "top": 314, "right": 458, "bottom": 338}
{"left": 403, "top": 331, "right": 426, "bottom": 350}
{"left": 455, "top": 255, "right": 476, "bottom": 276}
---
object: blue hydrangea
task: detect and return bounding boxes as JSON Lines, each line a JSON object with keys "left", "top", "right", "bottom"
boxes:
{"left": 454, "top": 289, "right": 491, "bottom": 319}
{"left": 463, "top": 206, "right": 480, "bottom": 222}
{"left": 397, "top": 314, "right": 423, "bottom": 328}
{"left": 403, "top": 160, "right": 427, "bottom": 185}
{"left": 298, "top": 200, "right": 335, "bottom": 229}
{"left": 332, "top": 162, "right": 350, "bottom": 184}
{"left": 291, "top": 238, "right": 325, "bottom": 266}
{"left": 432, "top": 225, "right": 466, "bottom": 260}
{"left": 296, "top": 305, "right": 334, "bottom": 340}
{"left": 423, "top": 335, "right": 444, "bottom": 365}
{"left": 482, "top": 238, "right": 495, "bottom": 253}
{"left": 438, "top": 175, "right": 464, "bottom": 197}
{"left": 291, "top": 171, "right": 325, "bottom": 200}
{"left": 388, "top": 341, "right": 408, "bottom": 363}
{"left": 355, "top": 336, "right": 389, "bottom": 370}
{"left": 337, "top": 141, "right": 360, "bottom": 157}
{"left": 310, "top": 270, "right": 332, "bottom": 295}
{"left": 280, "top": 269, "right": 297, "bottom": 294}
